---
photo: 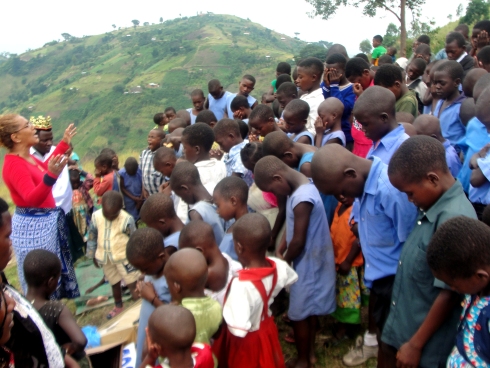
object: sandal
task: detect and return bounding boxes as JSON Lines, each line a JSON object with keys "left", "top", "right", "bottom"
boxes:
{"left": 284, "top": 331, "right": 296, "bottom": 344}
{"left": 106, "top": 306, "right": 123, "bottom": 319}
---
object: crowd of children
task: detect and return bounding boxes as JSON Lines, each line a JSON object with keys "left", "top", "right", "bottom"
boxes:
{"left": 6, "top": 20, "right": 490, "bottom": 368}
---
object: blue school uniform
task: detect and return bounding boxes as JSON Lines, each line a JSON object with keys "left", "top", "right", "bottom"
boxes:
{"left": 226, "top": 94, "right": 256, "bottom": 118}
{"left": 321, "top": 130, "right": 346, "bottom": 147}
{"left": 457, "top": 117, "right": 490, "bottom": 193}
{"left": 286, "top": 181, "right": 336, "bottom": 321}
{"left": 444, "top": 139, "right": 462, "bottom": 177}
{"left": 357, "top": 157, "right": 417, "bottom": 288}
{"left": 320, "top": 82, "right": 355, "bottom": 144}
{"left": 118, "top": 167, "right": 142, "bottom": 220}
{"left": 208, "top": 91, "right": 233, "bottom": 121}
{"left": 366, "top": 124, "right": 409, "bottom": 163}
{"left": 186, "top": 108, "right": 197, "bottom": 125}
{"left": 188, "top": 201, "right": 225, "bottom": 244}
{"left": 135, "top": 231, "right": 180, "bottom": 366}
{"left": 223, "top": 141, "right": 253, "bottom": 187}
{"left": 296, "top": 152, "right": 337, "bottom": 223}
{"left": 288, "top": 131, "right": 314, "bottom": 145}
{"left": 433, "top": 94, "right": 466, "bottom": 149}
{"left": 218, "top": 232, "right": 237, "bottom": 261}
{"left": 469, "top": 151, "right": 490, "bottom": 205}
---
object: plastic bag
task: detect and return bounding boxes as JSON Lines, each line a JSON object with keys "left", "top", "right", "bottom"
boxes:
{"left": 81, "top": 325, "right": 101, "bottom": 348}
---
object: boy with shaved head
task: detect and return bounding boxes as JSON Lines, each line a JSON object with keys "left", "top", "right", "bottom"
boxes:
{"left": 311, "top": 145, "right": 417, "bottom": 366}
{"left": 314, "top": 97, "right": 346, "bottom": 147}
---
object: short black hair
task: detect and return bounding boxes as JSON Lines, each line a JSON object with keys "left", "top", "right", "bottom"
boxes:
{"left": 214, "top": 176, "right": 249, "bottom": 203}
{"left": 208, "top": 79, "right": 221, "bottom": 91}
{"left": 0, "top": 198, "right": 9, "bottom": 228}
{"left": 213, "top": 119, "right": 240, "bottom": 139}
{"left": 462, "top": 68, "right": 488, "bottom": 97}
{"left": 298, "top": 57, "right": 324, "bottom": 76}
{"left": 100, "top": 148, "right": 116, "bottom": 156}
{"left": 127, "top": 227, "right": 165, "bottom": 263}
{"left": 195, "top": 110, "right": 217, "bottom": 125}
{"left": 233, "top": 213, "right": 271, "bottom": 254}
{"left": 153, "top": 147, "right": 176, "bottom": 167}
{"left": 254, "top": 155, "right": 289, "bottom": 189}
{"left": 283, "top": 99, "right": 310, "bottom": 121}
{"left": 326, "top": 44, "right": 348, "bottom": 59}
{"left": 240, "top": 142, "right": 264, "bottom": 165}
{"left": 124, "top": 157, "right": 138, "bottom": 172}
{"left": 182, "top": 123, "right": 215, "bottom": 152}
{"left": 69, "top": 169, "right": 80, "bottom": 182}
{"left": 237, "top": 120, "right": 249, "bottom": 139}
{"left": 388, "top": 136, "right": 449, "bottom": 182}
{"left": 249, "top": 105, "right": 274, "bottom": 124}
{"left": 276, "top": 62, "right": 291, "bottom": 74}
{"left": 373, "top": 35, "right": 383, "bottom": 43}
{"left": 410, "top": 58, "right": 427, "bottom": 73}
{"left": 190, "top": 89, "right": 204, "bottom": 98}
{"left": 140, "top": 193, "right": 176, "bottom": 223}
{"left": 164, "top": 107, "right": 176, "bottom": 114}
{"left": 230, "top": 95, "right": 250, "bottom": 111}
{"left": 446, "top": 31, "right": 466, "bottom": 48}
{"left": 243, "top": 74, "right": 256, "bottom": 84}
{"left": 154, "top": 113, "right": 165, "bottom": 125}
{"left": 168, "top": 118, "right": 187, "bottom": 131}
{"left": 94, "top": 152, "right": 113, "bottom": 168}
{"left": 24, "top": 249, "right": 61, "bottom": 287}
{"left": 417, "top": 34, "right": 431, "bottom": 45}
{"left": 483, "top": 205, "right": 490, "bottom": 227}
{"left": 455, "top": 24, "right": 469, "bottom": 36}
{"left": 354, "top": 53, "right": 370, "bottom": 63}
{"left": 101, "top": 190, "right": 123, "bottom": 211}
{"left": 378, "top": 54, "right": 394, "bottom": 65}
{"left": 374, "top": 64, "right": 403, "bottom": 87}
{"left": 326, "top": 53, "right": 347, "bottom": 68}
{"left": 478, "top": 46, "right": 490, "bottom": 65}
{"left": 276, "top": 82, "right": 298, "bottom": 97}
{"left": 169, "top": 161, "right": 202, "bottom": 188}
{"left": 434, "top": 60, "right": 464, "bottom": 81}
{"left": 473, "top": 73, "right": 490, "bottom": 101}
{"left": 474, "top": 20, "right": 490, "bottom": 34}
{"left": 276, "top": 74, "right": 292, "bottom": 89}
{"left": 427, "top": 216, "right": 490, "bottom": 278}
{"left": 262, "top": 131, "right": 294, "bottom": 158}
{"left": 346, "top": 57, "right": 371, "bottom": 78}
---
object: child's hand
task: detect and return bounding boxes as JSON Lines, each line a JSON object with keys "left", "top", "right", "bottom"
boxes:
{"left": 210, "top": 149, "right": 223, "bottom": 160}
{"left": 248, "top": 133, "right": 260, "bottom": 142}
{"left": 314, "top": 116, "right": 324, "bottom": 134}
{"left": 479, "top": 143, "right": 490, "bottom": 158}
{"left": 477, "top": 30, "right": 490, "bottom": 50}
{"left": 233, "top": 110, "right": 243, "bottom": 120}
{"left": 338, "top": 260, "right": 352, "bottom": 276}
{"left": 93, "top": 259, "right": 100, "bottom": 268}
{"left": 396, "top": 340, "right": 422, "bottom": 368}
{"left": 323, "top": 70, "right": 330, "bottom": 87}
{"left": 328, "top": 69, "right": 342, "bottom": 85}
{"left": 158, "top": 182, "right": 169, "bottom": 193}
{"left": 277, "top": 118, "right": 287, "bottom": 131}
{"left": 353, "top": 83, "right": 363, "bottom": 97}
{"left": 138, "top": 281, "right": 157, "bottom": 303}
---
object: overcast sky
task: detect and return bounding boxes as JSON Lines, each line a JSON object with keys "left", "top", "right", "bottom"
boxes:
{"left": 2, "top": 0, "right": 466, "bottom": 56}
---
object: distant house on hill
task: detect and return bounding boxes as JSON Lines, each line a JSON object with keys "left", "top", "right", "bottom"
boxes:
{"left": 129, "top": 86, "right": 143, "bottom": 94}
{"left": 147, "top": 83, "right": 159, "bottom": 88}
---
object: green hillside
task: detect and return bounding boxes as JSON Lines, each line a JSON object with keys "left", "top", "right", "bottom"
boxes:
{"left": 0, "top": 14, "right": 305, "bottom": 159}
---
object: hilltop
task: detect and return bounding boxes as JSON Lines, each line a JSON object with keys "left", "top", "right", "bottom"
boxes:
{"left": 0, "top": 14, "right": 306, "bottom": 159}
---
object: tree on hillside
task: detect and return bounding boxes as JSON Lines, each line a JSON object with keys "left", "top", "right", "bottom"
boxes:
{"left": 359, "top": 39, "right": 372, "bottom": 54}
{"left": 143, "top": 22, "right": 149, "bottom": 26}
{"left": 159, "top": 17, "right": 163, "bottom": 23}
{"left": 461, "top": 0, "right": 490, "bottom": 25}
{"left": 112, "top": 24, "right": 116, "bottom": 29}
{"left": 61, "top": 33, "right": 73, "bottom": 41}
{"left": 131, "top": 19, "right": 140, "bottom": 29}
{"left": 305, "top": 0, "right": 425, "bottom": 57}
{"left": 296, "top": 44, "right": 328, "bottom": 61}
{"left": 383, "top": 23, "right": 400, "bottom": 47}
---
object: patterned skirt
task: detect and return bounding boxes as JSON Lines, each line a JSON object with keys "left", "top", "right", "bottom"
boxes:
{"left": 12, "top": 207, "right": 80, "bottom": 299}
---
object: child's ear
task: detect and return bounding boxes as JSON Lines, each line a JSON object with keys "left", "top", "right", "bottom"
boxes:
{"left": 158, "top": 218, "right": 166, "bottom": 225}
{"left": 235, "top": 240, "right": 243, "bottom": 254}
{"left": 272, "top": 174, "right": 283, "bottom": 183}
{"left": 426, "top": 172, "right": 440, "bottom": 186}
{"left": 454, "top": 78, "right": 462, "bottom": 87}
{"left": 174, "top": 281, "right": 181, "bottom": 294}
{"left": 476, "top": 269, "right": 490, "bottom": 282}
{"left": 380, "top": 112, "right": 389, "bottom": 122}
{"left": 344, "top": 168, "right": 357, "bottom": 179}
{"left": 230, "top": 195, "right": 238, "bottom": 206}
{"left": 283, "top": 151, "right": 294, "bottom": 160}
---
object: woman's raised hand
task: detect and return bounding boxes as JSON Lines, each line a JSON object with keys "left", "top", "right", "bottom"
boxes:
{"left": 48, "top": 155, "right": 68, "bottom": 177}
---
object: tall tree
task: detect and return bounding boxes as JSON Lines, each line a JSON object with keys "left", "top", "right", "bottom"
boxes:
{"left": 61, "top": 33, "right": 72, "bottom": 41}
{"left": 131, "top": 19, "right": 140, "bottom": 29}
{"left": 305, "top": 0, "right": 425, "bottom": 56}
{"left": 159, "top": 17, "right": 163, "bottom": 23}
{"left": 383, "top": 23, "right": 400, "bottom": 47}
{"left": 359, "top": 39, "right": 372, "bottom": 54}
{"left": 461, "top": 0, "right": 490, "bottom": 25}
{"left": 112, "top": 24, "right": 116, "bottom": 29}
{"left": 143, "top": 22, "right": 149, "bottom": 26}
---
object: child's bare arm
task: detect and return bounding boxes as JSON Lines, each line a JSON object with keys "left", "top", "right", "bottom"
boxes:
{"left": 325, "top": 137, "right": 343, "bottom": 146}
{"left": 58, "top": 306, "right": 87, "bottom": 356}
{"left": 300, "top": 163, "right": 312, "bottom": 178}
{"left": 93, "top": 175, "right": 111, "bottom": 196}
{"left": 270, "top": 195, "right": 287, "bottom": 250}
{"left": 120, "top": 176, "right": 140, "bottom": 202}
{"left": 314, "top": 117, "right": 324, "bottom": 148}
{"left": 396, "top": 290, "right": 461, "bottom": 367}
{"left": 284, "top": 202, "right": 313, "bottom": 264}
{"left": 188, "top": 210, "right": 203, "bottom": 221}
{"left": 296, "top": 135, "right": 313, "bottom": 145}
{"left": 338, "top": 239, "right": 361, "bottom": 275}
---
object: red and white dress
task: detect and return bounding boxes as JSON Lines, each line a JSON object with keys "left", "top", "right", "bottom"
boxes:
{"left": 153, "top": 343, "right": 214, "bottom": 368}
{"left": 213, "top": 257, "right": 298, "bottom": 368}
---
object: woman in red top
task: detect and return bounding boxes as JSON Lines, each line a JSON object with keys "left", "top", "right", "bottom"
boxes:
{"left": 0, "top": 114, "right": 80, "bottom": 299}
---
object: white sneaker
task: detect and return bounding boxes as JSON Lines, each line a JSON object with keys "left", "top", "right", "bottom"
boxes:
{"left": 342, "top": 336, "right": 378, "bottom": 366}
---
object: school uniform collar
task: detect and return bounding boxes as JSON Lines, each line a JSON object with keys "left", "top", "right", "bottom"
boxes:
{"left": 363, "top": 157, "right": 384, "bottom": 196}
{"left": 456, "top": 52, "right": 468, "bottom": 63}
{"left": 420, "top": 179, "right": 463, "bottom": 223}
{"left": 373, "top": 124, "right": 405, "bottom": 152}
{"left": 442, "top": 139, "right": 451, "bottom": 149}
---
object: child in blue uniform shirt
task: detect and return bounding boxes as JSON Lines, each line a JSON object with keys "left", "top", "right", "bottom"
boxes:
{"left": 119, "top": 157, "right": 142, "bottom": 221}
{"left": 254, "top": 156, "right": 336, "bottom": 368}
{"left": 321, "top": 53, "right": 356, "bottom": 148}
{"left": 413, "top": 114, "right": 462, "bottom": 177}
{"left": 311, "top": 144, "right": 417, "bottom": 366}
{"left": 131, "top": 193, "right": 184, "bottom": 366}
{"left": 170, "top": 161, "right": 225, "bottom": 244}
{"left": 427, "top": 216, "right": 490, "bottom": 368}
{"left": 283, "top": 99, "right": 315, "bottom": 145}
{"left": 205, "top": 79, "right": 232, "bottom": 121}
{"left": 315, "top": 97, "right": 346, "bottom": 147}
{"left": 431, "top": 60, "right": 466, "bottom": 150}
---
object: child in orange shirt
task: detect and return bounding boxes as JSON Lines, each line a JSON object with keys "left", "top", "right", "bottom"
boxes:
{"left": 330, "top": 196, "right": 366, "bottom": 340}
